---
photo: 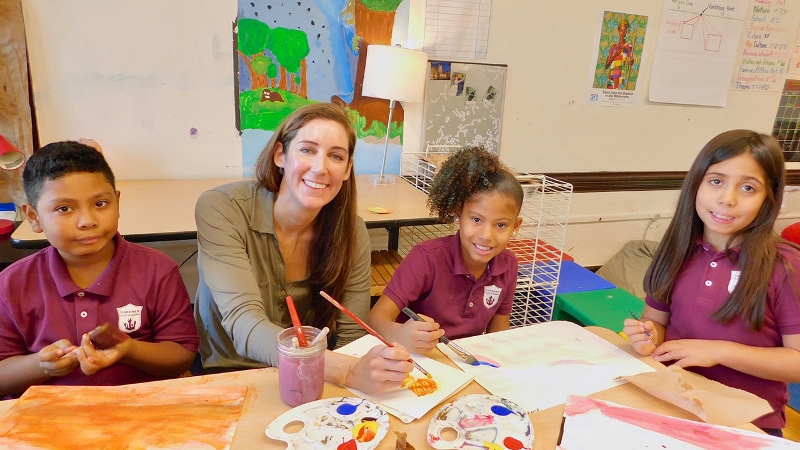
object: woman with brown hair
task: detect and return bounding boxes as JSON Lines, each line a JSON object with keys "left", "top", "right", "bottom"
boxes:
{"left": 193, "top": 103, "right": 411, "bottom": 393}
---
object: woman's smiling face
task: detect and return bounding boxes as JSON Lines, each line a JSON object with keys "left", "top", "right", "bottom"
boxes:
{"left": 274, "top": 118, "right": 353, "bottom": 214}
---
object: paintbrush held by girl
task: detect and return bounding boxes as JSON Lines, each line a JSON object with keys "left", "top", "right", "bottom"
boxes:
{"left": 623, "top": 130, "right": 800, "bottom": 437}
{"left": 367, "top": 146, "right": 524, "bottom": 354}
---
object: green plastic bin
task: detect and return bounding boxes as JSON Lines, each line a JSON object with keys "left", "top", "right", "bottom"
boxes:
{"left": 552, "top": 288, "right": 644, "bottom": 332}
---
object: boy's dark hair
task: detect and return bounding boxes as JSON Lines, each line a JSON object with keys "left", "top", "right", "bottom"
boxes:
{"left": 23, "top": 141, "right": 116, "bottom": 208}
{"left": 644, "top": 130, "right": 788, "bottom": 331}
{"left": 427, "top": 146, "right": 524, "bottom": 222}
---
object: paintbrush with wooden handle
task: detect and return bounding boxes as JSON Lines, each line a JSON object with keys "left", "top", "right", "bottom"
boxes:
{"left": 319, "top": 291, "right": 432, "bottom": 377}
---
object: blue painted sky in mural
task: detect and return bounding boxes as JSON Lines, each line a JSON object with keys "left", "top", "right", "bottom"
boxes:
{"left": 237, "top": 0, "right": 357, "bottom": 104}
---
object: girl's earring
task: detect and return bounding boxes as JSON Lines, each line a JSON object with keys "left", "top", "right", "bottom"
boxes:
{"left": 278, "top": 167, "right": 284, "bottom": 175}
{"left": 454, "top": 217, "right": 460, "bottom": 224}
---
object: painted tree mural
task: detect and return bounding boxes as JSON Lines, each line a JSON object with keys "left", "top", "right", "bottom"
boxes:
{"left": 237, "top": 0, "right": 409, "bottom": 142}
{"left": 238, "top": 16, "right": 312, "bottom": 131}
{"left": 335, "top": 0, "right": 406, "bottom": 141}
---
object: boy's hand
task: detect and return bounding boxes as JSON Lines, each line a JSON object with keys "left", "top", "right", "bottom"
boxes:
{"left": 75, "top": 332, "right": 131, "bottom": 375}
{"left": 623, "top": 318, "right": 658, "bottom": 356}
{"left": 398, "top": 314, "right": 444, "bottom": 354}
{"left": 38, "top": 339, "right": 79, "bottom": 378}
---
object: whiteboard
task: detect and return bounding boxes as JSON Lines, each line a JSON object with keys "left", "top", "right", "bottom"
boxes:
{"left": 22, "top": 0, "right": 242, "bottom": 180}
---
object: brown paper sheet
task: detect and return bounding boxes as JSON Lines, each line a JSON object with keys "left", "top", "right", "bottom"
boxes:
{"left": 622, "top": 366, "right": 773, "bottom": 427}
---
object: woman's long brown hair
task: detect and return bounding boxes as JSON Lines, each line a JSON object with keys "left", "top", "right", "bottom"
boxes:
{"left": 254, "top": 103, "right": 358, "bottom": 331}
{"left": 644, "top": 130, "right": 788, "bottom": 331}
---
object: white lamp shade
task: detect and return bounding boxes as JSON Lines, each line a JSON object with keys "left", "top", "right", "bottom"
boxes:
{"left": 362, "top": 45, "right": 428, "bottom": 103}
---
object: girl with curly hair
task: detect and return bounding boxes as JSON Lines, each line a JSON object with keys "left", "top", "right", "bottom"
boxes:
{"left": 367, "top": 147, "right": 524, "bottom": 354}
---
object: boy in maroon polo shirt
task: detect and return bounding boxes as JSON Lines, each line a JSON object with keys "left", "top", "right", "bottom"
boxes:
{"left": 0, "top": 141, "right": 198, "bottom": 396}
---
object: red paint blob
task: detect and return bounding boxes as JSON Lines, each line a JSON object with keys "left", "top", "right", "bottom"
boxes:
{"left": 337, "top": 439, "right": 357, "bottom": 450}
{"left": 503, "top": 436, "right": 523, "bottom": 450}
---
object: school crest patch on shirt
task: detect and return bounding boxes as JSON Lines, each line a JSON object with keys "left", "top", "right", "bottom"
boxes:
{"left": 483, "top": 285, "right": 502, "bottom": 309}
{"left": 728, "top": 270, "right": 741, "bottom": 294}
{"left": 117, "top": 303, "right": 143, "bottom": 333}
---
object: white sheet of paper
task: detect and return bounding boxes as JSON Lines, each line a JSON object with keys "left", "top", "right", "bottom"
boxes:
{"left": 440, "top": 321, "right": 655, "bottom": 412}
{"left": 648, "top": 0, "right": 747, "bottom": 106}
{"left": 730, "top": 1, "right": 800, "bottom": 91}
{"left": 334, "top": 335, "right": 473, "bottom": 423}
{"left": 558, "top": 395, "right": 794, "bottom": 449}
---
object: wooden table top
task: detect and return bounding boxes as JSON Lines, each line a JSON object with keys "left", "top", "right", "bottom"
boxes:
{"left": 0, "top": 327, "right": 762, "bottom": 449}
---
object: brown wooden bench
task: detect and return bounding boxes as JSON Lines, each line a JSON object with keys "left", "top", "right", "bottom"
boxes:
{"left": 370, "top": 250, "right": 404, "bottom": 297}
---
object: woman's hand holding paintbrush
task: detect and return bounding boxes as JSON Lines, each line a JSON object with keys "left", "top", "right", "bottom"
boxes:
{"left": 320, "top": 291, "right": 432, "bottom": 378}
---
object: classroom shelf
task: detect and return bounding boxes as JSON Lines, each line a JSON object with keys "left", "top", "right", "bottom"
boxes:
{"left": 399, "top": 150, "right": 573, "bottom": 327}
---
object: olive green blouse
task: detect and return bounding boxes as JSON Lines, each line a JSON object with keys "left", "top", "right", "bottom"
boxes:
{"left": 193, "top": 180, "right": 370, "bottom": 369}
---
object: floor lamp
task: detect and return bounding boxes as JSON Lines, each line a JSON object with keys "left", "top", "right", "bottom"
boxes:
{"left": 361, "top": 44, "right": 428, "bottom": 185}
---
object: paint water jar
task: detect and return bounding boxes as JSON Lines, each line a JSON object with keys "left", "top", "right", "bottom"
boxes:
{"left": 276, "top": 326, "right": 326, "bottom": 407}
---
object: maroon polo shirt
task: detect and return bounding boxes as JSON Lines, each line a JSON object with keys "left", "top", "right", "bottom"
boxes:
{"left": 384, "top": 231, "right": 517, "bottom": 339}
{"left": 0, "top": 233, "right": 198, "bottom": 388}
{"left": 647, "top": 242, "right": 800, "bottom": 429}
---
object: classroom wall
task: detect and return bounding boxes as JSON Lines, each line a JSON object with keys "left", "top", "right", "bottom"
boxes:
{"left": 18, "top": 1, "right": 800, "bottom": 268}
{"left": 478, "top": 0, "right": 800, "bottom": 266}
{"left": 563, "top": 189, "right": 800, "bottom": 266}
{"left": 486, "top": 0, "right": 796, "bottom": 173}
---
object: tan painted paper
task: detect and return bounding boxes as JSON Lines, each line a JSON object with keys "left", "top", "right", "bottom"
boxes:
{"left": 622, "top": 366, "right": 772, "bottom": 426}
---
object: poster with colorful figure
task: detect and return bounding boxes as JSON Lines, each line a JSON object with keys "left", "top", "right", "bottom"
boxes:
{"left": 586, "top": 11, "right": 648, "bottom": 106}
{"left": 237, "top": 0, "right": 410, "bottom": 176}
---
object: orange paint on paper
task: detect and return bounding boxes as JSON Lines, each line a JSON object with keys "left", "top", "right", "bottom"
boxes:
{"left": 401, "top": 374, "right": 439, "bottom": 396}
{"left": 0, "top": 384, "right": 248, "bottom": 449}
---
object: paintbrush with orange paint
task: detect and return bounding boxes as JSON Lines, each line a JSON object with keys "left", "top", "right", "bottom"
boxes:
{"left": 319, "top": 290, "right": 431, "bottom": 378}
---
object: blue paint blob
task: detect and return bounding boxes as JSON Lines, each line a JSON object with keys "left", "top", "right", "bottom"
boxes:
{"left": 336, "top": 403, "right": 358, "bottom": 415}
{"left": 491, "top": 405, "right": 513, "bottom": 416}
{"left": 473, "top": 361, "right": 499, "bottom": 368}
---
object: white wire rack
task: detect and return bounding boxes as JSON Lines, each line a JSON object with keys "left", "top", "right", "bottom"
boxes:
{"left": 399, "top": 150, "right": 573, "bottom": 327}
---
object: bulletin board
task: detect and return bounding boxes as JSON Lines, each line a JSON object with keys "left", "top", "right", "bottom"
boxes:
{"left": 424, "top": 61, "right": 507, "bottom": 154}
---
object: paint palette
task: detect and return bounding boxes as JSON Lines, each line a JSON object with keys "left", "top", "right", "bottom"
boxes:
{"left": 427, "top": 394, "right": 533, "bottom": 450}
{"left": 265, "top": 397, "right": 390, "bottom": 450}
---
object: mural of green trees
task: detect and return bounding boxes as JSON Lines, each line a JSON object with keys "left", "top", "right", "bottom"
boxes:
{"left": 238, "top": 18, "right": 313, "bottom": 130}
{"left": 237, "top": 1, "right": 409, "bottom": 142}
